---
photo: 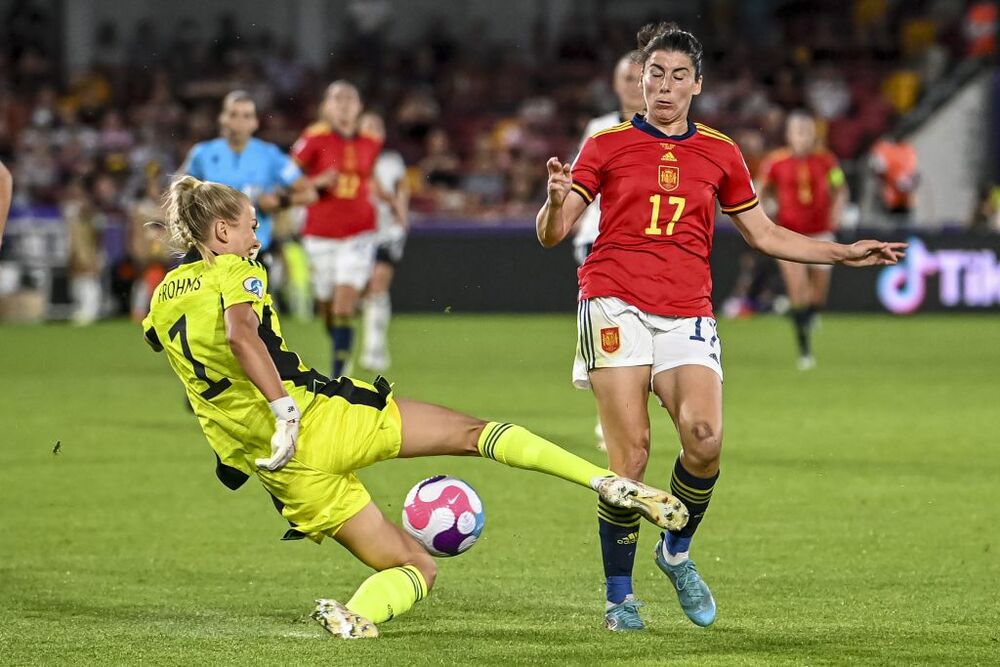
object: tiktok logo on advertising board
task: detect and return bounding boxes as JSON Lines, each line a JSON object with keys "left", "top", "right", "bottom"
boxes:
{"left": 877, "top": 237, "right": 1000, "bottom": 313}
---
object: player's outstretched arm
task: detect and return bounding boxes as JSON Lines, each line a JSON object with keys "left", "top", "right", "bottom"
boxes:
{"left": 0, "top": 160, "right": 12, "bottom": 248}
{"left": 731, "top": 205, "right": 906, "bottom": 267}
{"left": 536, "top": 157, "right": 586, "bottom": 248}
{"left": 224, "top": 302, "right": 300, "bottom": 470}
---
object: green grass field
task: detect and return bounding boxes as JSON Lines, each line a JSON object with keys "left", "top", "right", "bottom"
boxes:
{"left": 1, "top": 313, "right": 998, "bottom": 665}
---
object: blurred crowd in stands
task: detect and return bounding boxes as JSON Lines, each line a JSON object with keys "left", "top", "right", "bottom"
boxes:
{"left": 1, "top": 0, "right": 996, "bottom": 223}
{"left": 0, "top": 0, "right": 997, "bottom": 322}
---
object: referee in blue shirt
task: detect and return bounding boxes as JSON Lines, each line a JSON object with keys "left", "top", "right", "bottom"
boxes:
{"left": 182, "top": 90, "right": 315, "bottom": 254}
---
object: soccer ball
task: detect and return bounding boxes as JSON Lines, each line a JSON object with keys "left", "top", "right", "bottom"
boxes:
{"left": 402, "top": 475, "right": 485, "bottom": 557}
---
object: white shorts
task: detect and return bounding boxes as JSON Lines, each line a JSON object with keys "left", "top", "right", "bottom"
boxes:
{"left": 302, "top": 233, "right": 377, "bottom": 299}
{"left": 375, "top": 223, "right": 407, "bottom": 265}
{"left": 573, "top": 296, "right": 723, "bottom": 390}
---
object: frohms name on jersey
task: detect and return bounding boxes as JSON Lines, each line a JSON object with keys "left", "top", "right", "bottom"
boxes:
{"left": 158, "top": 275, "right": 203, "bottom": 302}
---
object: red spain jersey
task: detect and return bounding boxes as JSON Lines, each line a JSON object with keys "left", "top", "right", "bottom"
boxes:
{"left": 292, "top": 123, "right": 383, "bottom": 239}
{"left": 759, "top": 148, "right": 841, "bottom": 235}
{"left": 571, "top": 116, "right": 758, "bottom": 317}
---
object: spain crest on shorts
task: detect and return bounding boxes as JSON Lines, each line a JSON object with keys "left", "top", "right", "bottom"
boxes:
{"left": 658, "top": 165, "right": 680, "bottom": 192}
{"left": 600, "top": 327, "right": 620, "bottom": 353}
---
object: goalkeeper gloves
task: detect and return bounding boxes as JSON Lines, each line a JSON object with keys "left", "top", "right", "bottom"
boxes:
{"left": 255, "top": 396, "right": 301, "bottom": 471}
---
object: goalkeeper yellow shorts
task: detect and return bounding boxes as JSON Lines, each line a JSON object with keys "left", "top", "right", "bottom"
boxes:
{"left": 256, "top": 376, "right": 403, "bottom": 543}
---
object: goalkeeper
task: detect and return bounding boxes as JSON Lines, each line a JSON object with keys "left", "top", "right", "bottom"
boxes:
{"left": 141, "top": 175, "right": 689, "bottom": 638}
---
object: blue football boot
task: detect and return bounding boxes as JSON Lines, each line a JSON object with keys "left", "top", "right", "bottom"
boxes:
{"left": 654, "top": 538, "right": 716, "bottom": 627}
{"left": 604, "top": 596, "right": 646, "bottom": 632}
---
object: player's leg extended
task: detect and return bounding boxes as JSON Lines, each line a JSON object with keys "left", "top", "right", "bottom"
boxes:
{"left": 393, "top": 398, "right": 685, "bottom": 529}
{"left": 331, "top": 284, "right": 360, "bottom": 377}
{"left": 651, "top": 364, "right": 723, "bottom": 627}
{"left": 806, "top": 264, "right": 832, "bottom": 332}
{"left": 777, "top": 259, "right": 813, "bottom": 368}
{"left": 589, "top": 366, "right": 652, "bottom": 627}
{"left": 361, "top": 261, "right": 393, "bottom": 371}
{"left": 315, "top": 502, "right": 435, "bottom": 638}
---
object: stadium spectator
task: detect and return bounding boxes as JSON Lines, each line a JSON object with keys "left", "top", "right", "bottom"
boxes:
{"left": 64, "top": 176, "right": 107, "bottom": 325}
{"left": 964, "top": 0, "right": 998, "bottom": 57}
{"left": 869, "top": 136, "right": 920, "bottom": 224}
{"left": 536, "top": 21, "right": 905, "bottom": 632}
{"left": 126, "top": 169, "right": 169, "bottom": 320}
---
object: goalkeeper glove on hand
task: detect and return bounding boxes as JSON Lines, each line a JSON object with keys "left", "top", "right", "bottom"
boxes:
{"left": 256, "top": 396, "right": 301, "bottom": 471}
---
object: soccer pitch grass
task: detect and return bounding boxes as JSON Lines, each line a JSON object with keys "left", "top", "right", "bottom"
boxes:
{"left": 1, "top": 313, "right": 998, "bottom": 665}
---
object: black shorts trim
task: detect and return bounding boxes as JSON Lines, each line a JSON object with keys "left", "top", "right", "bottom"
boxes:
{"left": 318, "top": 375, "right": 391, "bottom": 409}
{"left": 375, "top": 245, "right": 399, "bottom": 267}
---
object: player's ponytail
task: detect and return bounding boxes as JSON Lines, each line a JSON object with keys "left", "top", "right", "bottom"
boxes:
{"left": 163, "top": 175, "right": 247, "bottom": 262}
{"left": 636, "top": 21, "right": 704, "bottom": 78}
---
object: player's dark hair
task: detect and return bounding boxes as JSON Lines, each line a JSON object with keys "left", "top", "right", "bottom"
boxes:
{"left": 163, "top": 175, "right": 248, "bottom": 262}
{"left": 635, "top": 22, "right": 704, "bottom": 78}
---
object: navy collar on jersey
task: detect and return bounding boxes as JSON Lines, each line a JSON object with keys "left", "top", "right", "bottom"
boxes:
{"left": 631, "top": 114, "right": 697, "bottom": 141}
{"left": 180, "top": 248, "right": 222, "bottom": 265}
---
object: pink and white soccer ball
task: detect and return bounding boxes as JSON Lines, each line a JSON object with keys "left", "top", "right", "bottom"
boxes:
{"left": 402, "top": 475, "right": 485, "bottom": 557}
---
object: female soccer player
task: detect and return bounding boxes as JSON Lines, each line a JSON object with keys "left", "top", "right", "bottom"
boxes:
{"left": 536, "top": 22, "right": 906, "bottom": 631}
{"left": 293, "top": 81, "right": 381, "bottom": 379}
{"left": 141, "top": 175, "right": 687, "bottom": 639}
{"left": 758, "top": 111, "right": 847, "bottom": 369}
{"left": 358, "top": 112, "right": 410, "bottom": 372}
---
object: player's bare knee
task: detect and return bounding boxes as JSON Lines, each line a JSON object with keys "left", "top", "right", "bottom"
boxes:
{"left": 609, "top": 441, "right": 649, "bottom": 479}
{"left": 683, "top": 420, "right": 722, "bottom": 469}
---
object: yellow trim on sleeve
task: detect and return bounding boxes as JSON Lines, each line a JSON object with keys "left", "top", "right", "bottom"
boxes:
{"left": 720, "top": 196, "right": 759, "bottom": 214}
{"left": 571, "top": 182, "right": 595, "bottom": 204}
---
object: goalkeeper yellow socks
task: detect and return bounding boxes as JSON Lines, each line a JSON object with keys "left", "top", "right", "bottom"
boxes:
{"left": 346, "top": 564, "right": 428, "bottom": 624}
{"left": 477, "top": 422, "right": 612, "bottom": 490}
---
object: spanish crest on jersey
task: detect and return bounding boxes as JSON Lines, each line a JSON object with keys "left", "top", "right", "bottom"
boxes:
{"left": 658, "top": 165, "right": 680, "bottom": 192}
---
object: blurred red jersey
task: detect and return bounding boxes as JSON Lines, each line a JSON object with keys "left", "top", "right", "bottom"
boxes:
{"left": 571, "top": 116, "right": 758, "bottom": 317}
{"left": 292, "top": 123, "right": 383, "bottom": 239}
{"left": 759, "top": 148, "right": 841, "bottom": 235}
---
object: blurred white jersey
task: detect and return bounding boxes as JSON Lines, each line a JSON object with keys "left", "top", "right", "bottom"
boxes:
{"left": 373, "top": 150, "right": 406, "bottom": 234}
{"left": 573, "top": 111, "right": 626, "bottom": 254}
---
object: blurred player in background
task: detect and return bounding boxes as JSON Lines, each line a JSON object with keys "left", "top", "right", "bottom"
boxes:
{"left": 127, "top": 168, "right": 170, "bottom": 320}
{"left": 758, "top": 111, "right": 847, "bottom": 370}
{"left": 358, "top": 112, "right": 410, "bottom": 372}
{"left": 141, "top": 175, "right": 687, "bottom": 639}
{"left": 574, "top": 52, "right": 645, "bottom": 450}
{"left": 182, "top": 91, "right": 316, "bottom": 269}
{"left": 293, "top": 82, "right": 381, "bottom": 378}
{"left": 0, "top": 160, "right": 11, "bottom": 249}
{"left": 537, "top": 21, "right": 905, "bottom": 631}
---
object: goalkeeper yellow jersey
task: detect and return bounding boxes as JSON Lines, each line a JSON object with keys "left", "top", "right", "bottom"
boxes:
{"left": 141, "top": 251, "right": 326, "bottom": 488}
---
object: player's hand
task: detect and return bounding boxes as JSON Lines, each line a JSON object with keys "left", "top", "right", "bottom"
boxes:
{"left": 256, "top": 397, "right": 302, "bottom": 471}
{"left": 313, "top": 168, "right": 339, "bottom": 189}
{"left": 545, "top": 157, "right": 572, "bottom": 207}
{"left": 256, "top": 418, "right": 299, "bottom": 471}
{"left": 256, "top": 192, "right": 281, "bottom": 212}
{"left": 839, "top": 240, "right": 908, "bottom": 267}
